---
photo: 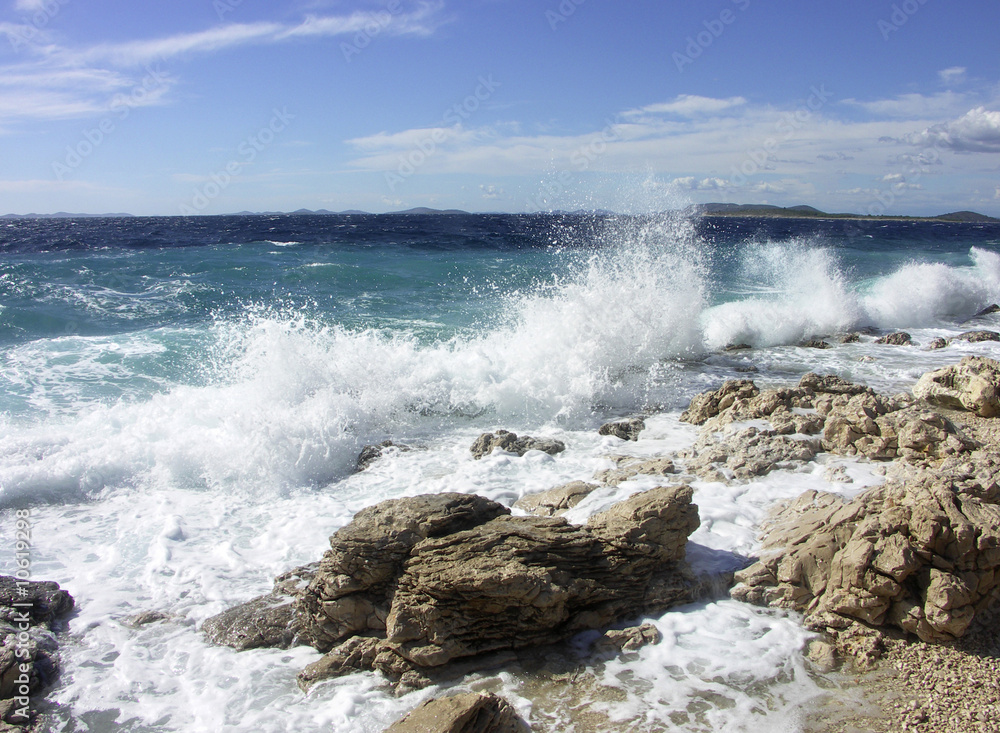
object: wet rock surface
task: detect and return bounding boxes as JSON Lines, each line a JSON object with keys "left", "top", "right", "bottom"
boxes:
{"left": 913, "top": 355, "right": 1000, "bottom": 417}
{"left": 384, "top": 692, "right": 531, "bottom": 733}
{"left": 470, "top": 431, "right": 566, "bottom": 459}
{"left": 1, "top": 577, "right": 74, "bottom": 730}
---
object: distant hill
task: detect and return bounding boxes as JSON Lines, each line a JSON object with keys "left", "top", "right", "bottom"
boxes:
{"left": 389, "top": 207, "right": 470, "bottom": 215}
{"left": 694, "top": 203, "right": 1000, "bottom": 222}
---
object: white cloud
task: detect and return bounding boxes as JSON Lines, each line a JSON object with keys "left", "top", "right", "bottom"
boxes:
{"left": 479, "top": 184, "right": 504, "bottom": 199}
{"left": 842, "top": 92, "right": 968, "bottom": 118}
{"left": 908, "top": 107, "right": 1000, "bottom": 152}
{"left": 13, "top": 0, "right": 48, "bottom": 11}
{"left": 623, "top": 95, "right": 747, "bottom": 119}
{"left": 939, "top": 67, "right": 967, "bottom": 84}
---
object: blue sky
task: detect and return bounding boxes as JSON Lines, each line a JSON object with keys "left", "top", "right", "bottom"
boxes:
{"left": 1, "top": 0, "right": 999, "bottom": 215}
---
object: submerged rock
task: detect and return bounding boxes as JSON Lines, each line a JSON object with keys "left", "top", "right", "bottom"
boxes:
{"left": 593, "top": 456, "right": 676, "bottom": 486}
{"left": 875, "top": 332, "right": 913, "bottom": 346}
{"left": 927, "top": 337, "right": 949, "bottom": 350}
{"left": 384, "top": 692, "right": 531, "bottom": 733}
{"left": 799, "top": 339, "right": 831, "bottom": 349}
{"left": 913, "top": 356, "right": 1000, "bottom": 417}
{"left": 956, "top": 330, "right": 1000, "bottom": 343}
{"left": 597, "top": 418, "right": 645, "bottom": 441}
{"left": 470, "top": 430, "right": 565, "bottom": 459}
{"left": 357, "top": 441, "right": 410, "bottom": 472}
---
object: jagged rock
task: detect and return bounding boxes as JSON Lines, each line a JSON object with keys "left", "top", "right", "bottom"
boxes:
{"left": 384, "top": 692, "right": 531, "bottom": 733}
{"left": 514, "top": 481, "right": 598, "bottom": 516}
{"left": 840, "top": 333, "right": 861, "bottom": 344}
{"left": 470, "top": 431, "right": 565, "bottom": 459}
{"left": 357, "top": 441, "right": 409, "bottom": 472}
{"left": 928, "top": 337, "right": 949, "bottom": 350}
{"left": 293, "top": 487, "right": 698, "bottom": 688}
{"left": 593, "top": 456, "right": 676, "bottom": 486}
{"left": 956, "top": 330, "right": 1000, "bottom": 343}
{"left": 799, "top": 340, "right": 831, "bottom": 349}
{"left": 972, "top": 304, "right": 1000, "bottom": 317}
{"left": 297, "top": 495, "right": 508, "bottom": 652}
{"left": 0, "top": 577, "right": 74, "bottom": 726}
{"left": 731, "top": 471, "right": 1000, "bottom": 643}
{"left": 798, "top": 373, "right": 873, "bottom": 397}
{"left": 683, "top": 426, "right": 819, "bottom": 481}
{"left": 913, "top": 356, "right": 1000, "bottom": 418}
{"left": 680, "top": 379, "right": 759, "bottom": 425}
{"left": 598, "top": 418, "right": 645, "bottom": 441}
{"left": 724, "top": 343, "right": 752, "bottom": 351}
{"left": 875, "top": 332, "right": 913, "bottom": 346}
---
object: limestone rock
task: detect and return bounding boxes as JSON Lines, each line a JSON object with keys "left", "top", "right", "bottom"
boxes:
{"left": 928, "top": 337, "right": 949, "bottom": 350}
{"left": 591, "top": 623, "right": 662, "bottom": 654}
{"left": 876, "top": 332, "right": 913, "bottom": 346}
{"left": 597, "top": 418, "right": 645, "bottom": 441}
{"left": 731, "top": 472, "right": 1000, "bottom": 642}
{"left": 292, "top": 487, "right": 698, "bottom": 688}
{"left": 470, "top": 431, "right": 566, "bottom": 459}
{"left": 297, "top": 494, "right": 509, "bottom": 651}
{"left": 514, "top": 481, "right": 598, "bottom": 516}
{"left": 384, "top": 692, "right": 530, "bottom": 733}
{"left": 679, "top": 379, "right": 759, "bottom": 425}
{"left": 593, "top": 456, "right": 676, "bottom": 486}
{"left": 684, "top": 426, "right": 819, "bottom": 481}
{"left": 913, "top": 356, "right": 1000, "bottom": 417}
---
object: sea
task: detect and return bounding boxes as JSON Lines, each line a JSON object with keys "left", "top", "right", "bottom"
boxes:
{"left": 2, "top": 211, "right": 999, "bottom": 732}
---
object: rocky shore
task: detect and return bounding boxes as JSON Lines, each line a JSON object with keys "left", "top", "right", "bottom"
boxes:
{"left": 193, "top": 354, "right": 1000, "bottom": 731}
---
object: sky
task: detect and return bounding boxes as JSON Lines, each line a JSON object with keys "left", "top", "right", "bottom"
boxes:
{"left": 1, "top": 0, "right": 999, "bottom": 216}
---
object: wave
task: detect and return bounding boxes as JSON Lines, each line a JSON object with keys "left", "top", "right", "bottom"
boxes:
{"left": 702, "top": 241, "right": 1000, "bottom": 349}
{"left": 0, "top": 213, "right": 708, "bottom": 504}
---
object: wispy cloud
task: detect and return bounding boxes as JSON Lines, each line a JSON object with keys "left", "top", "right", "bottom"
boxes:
{"left": 623, "top": 95, "right": 747, "bottom": 119}
{"left": 0, "top": 1, "right": 447, "bottom": 125}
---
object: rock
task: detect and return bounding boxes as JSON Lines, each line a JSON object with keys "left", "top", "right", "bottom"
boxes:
{"left": 514, "top": 481, "right": 598, "bottom": 516}
{"left": 913, "top": 356, "right": 1000, "bottom": 418}
{"left": 956, "top": 330, "right": 1000, "bottom": 343}
{"left": 928, "top": 337, "right": 949, "bottom": 350}
{"left": 591, "top": 623, "right": 662, "bottom": 655}
{"left": 384, "top": 692, "right": 530, "bottom": 733}
{"left": 799, "top": 340, "right": 831, "bottom": 349}
{"left": 470, "top": 431, "right": 565, "bottom": 459}
{"left": 203, "top": 593, "right": 297, "bottom": 651}
{"left": 121, "top": 610, "right": 173, "bottom": 628}
{"left": 680, "top": 379, "right": 759, "bottom": 425}
{"left": 731, "top": 471, "right": 1000, "bottom": 643}
{"left": 806, "top": 639, "right": 839, "bottom": 672}
{"left": 598, "top": 418, "right": 645, "bottom": 441}
{"left": 593, "top": 456, "right": 676, "bottom": 486}
{"left": 0, "top": 577, "right": 74, "bottom": 725}
{"left": 357, "top": 441, "right": 409, "bottom": 472}
{"left": 875, "top": 332, "right": 913, "bottom": 346}
{"left": 293, "top": 487, "right": 699, "bottom": 688}
{"left": 798, "top": 373, "right": 873, "bottom": 397}
{"left": 972, "top": 303, "right": 1000, "bottom": 317}
{"left": 684, "top": 426, "right": 819, "bottom": 481}
{"left": 297, "top": 494, "right": 509, "bottom": 652}
{"left": 840, "top": 333, "right": 861, "bottom": 344}
{"left": 203, "top": 564, "right": 316, "bottom": 651}
{"left": 724, "top": 343, "right": 752, "bottom": 351}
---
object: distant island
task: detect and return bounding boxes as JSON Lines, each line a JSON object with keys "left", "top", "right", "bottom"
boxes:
{"left": 3, "top": 204, "right": 998, "bottom": 222}
{"left": 691, "top": 203, "right": 1000, "bottom": 223}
